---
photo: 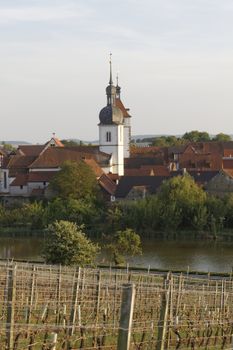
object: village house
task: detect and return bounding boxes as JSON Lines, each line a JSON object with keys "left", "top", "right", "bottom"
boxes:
{"left": 206, "top": 169, "right": 233, "bottom": 197}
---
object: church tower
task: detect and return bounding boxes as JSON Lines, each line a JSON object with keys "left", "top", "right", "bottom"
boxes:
{"left": 99, "top": 56, "right": 124, "bottom": 176}
{"left": 115, "top": 75, "right": 132, "bottom": 158}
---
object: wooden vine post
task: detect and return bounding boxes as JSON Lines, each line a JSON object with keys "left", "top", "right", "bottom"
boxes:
{"left": 6, "top": 264, "right": 17, "bottom": 350}
{"left": 156, "top": 274, "right": 171, "bottom": 350}
{"left": 69, "top": 267, "right": 81, "bottom": 336}
{"left": 117, "top": 283, "right": 136, "bottom": 350}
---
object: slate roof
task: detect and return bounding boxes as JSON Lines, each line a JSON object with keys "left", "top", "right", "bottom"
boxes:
{"left": 187, "top": 170, "right": 219, "bottom": 185}
{"left": 115, "top": 171, "right": 219, "bottom": 198}
{"left": 115, "top": 176, "right": 166, "bottom": 198}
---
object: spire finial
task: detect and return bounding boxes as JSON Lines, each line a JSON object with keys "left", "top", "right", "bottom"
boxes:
{"left": 109, "top": 52, "right": 113, "bottom": 85}
{"left": 116, "top": 72, "right": 119, "bottom": 87}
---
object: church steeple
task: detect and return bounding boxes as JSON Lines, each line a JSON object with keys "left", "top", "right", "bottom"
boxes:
{"left": 106, "top": 53, "right": 116, "bottom": 106}
{"left": 109, "top": 53, "right": 113, "bottom": 85}
{"left": 99, "top": 55, "right": 125, "bottom": 176}
{"left": 116, "top": 73, "right": 121, "bottom": 99}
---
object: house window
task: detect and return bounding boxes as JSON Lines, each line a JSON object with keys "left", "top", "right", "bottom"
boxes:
{"left": 20, "top": 185, "right": 23, "bottom": 190}
{"left": 43, "top": 182, "right": 46, "bottom": 186}
{"left": 106, "top": 131, "right": 111, "bottom": 142}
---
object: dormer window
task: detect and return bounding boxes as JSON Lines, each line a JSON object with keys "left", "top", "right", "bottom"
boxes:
{"left": 106, "top": 132, "right": 111, "bottom": 142}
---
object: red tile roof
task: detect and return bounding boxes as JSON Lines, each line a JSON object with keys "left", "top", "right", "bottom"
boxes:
{"left": 98, "top": 174, "right": 116, "bottom": 195}
{"left": 223, "top": 149, "right": 233, "bottom": 157}
{"left": 223, "top": 169, "right": 233, "bottom": 178}
{"left": 124, "top": 165, "right": 170, "bottom": 176}
{"left": 130, "top": 146, "right": 161, "bottom": 155}
{"left": 115, "top": 98, "right": 131, "bottom": 118}
{"left": 52, "top": 138, "right": 64, "bottom": 147}
{"left": 223, "top": 159, "right": 233, "bottom": 169}
{"left": 29, "top": 148, "right": 92, "bottom": 169}
{"left": 17, "top": 145, "right": 45, "bottom": 156}
{"left": 83, "top": 159, "right": 104, "bottom": 177}
{"left": 28, "top": 171, "right": 57, "bottom": 182}
{"left": 10, "top": 174, "right": 28, "bottom": 186}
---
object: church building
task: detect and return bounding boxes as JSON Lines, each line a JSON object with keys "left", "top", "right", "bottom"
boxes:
{"left": 98, "top": 57, "right": 131, "bottom": 176}
{"left": 0, "top": 58, "right": 132, "bottom": 199}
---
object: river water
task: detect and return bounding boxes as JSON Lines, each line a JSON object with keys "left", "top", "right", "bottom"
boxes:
{"left": 0, "top": 236, "right": 233, "bottom": 273}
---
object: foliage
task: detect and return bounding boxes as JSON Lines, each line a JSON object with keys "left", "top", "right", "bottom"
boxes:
{"left": 18, "top": 202, "right": 46, "bottom": 229}
{"left": 106, "top": 228, "right": 142, "bottom": 265}
{"left": 45, "top": 197, "right": 103, "bottom": 233}
{"left": 182, "top": 130, "right": 211, "bottom": 142}
{"left": 48, "top": 160, "right": 99, "bottom": 201}
{"left": 151, "top": 136, "right": 185, "bottom": 147}
{"left": 61, "top": 139, "right": 84, "bottom": 146}
{"left": 43, "top": 220, "right": 99, "bottom": 266}
{"left": 158, "top": 175, "right": 207, "bottom": 230}
{"left": 212, "top": 133, "right": 232, "bottom": 142}
{"left": 1, "top": 142, "right": 16, "bottom": 152}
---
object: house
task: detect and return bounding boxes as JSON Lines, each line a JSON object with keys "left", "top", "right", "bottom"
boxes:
{"left": 0, "top": 136, "right": 115, "bottom": 199}
{"left": 206, "top": 169, "right": 233, "bottom": 197}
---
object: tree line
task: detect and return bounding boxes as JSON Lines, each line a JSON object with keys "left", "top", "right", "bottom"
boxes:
{"left": 1, "top": 166, "right": 233, "bottom": 237}
{"left": 2, "top": 161, "right": 233, "bottom": 266}
{"left": 132, "top": 130, "right": 232, "bottom": 147}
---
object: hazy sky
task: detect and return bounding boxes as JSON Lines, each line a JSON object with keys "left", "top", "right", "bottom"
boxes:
{"left": 1, "top": 0, "right": 233, "bottom": 143}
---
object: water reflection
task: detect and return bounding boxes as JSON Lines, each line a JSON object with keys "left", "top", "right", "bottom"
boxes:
{"left": 0, "top": 237, "right": 44, "bottom": 261}
{"left": 0, "top": 236, "right": 233, "bottom": 273}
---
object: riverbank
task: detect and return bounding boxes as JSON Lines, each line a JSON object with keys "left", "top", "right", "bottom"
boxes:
{"left": 1, "top": 256, "right": 232, "bottom": 279}
{"left": 2, "top": 225, "right": 233, "bottom": 241}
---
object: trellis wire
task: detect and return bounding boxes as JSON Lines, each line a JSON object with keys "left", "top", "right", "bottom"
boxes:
{"left": 0, "top": 261, "right": 233, "bottom": 349}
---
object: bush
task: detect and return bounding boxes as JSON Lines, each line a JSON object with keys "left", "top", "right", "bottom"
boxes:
{"left": 43, "top": 220, "right": 99, "bottom": 266}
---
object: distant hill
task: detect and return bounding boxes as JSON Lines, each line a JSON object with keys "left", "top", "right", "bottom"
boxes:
{"left": 0, "top": 141, "right": 31, "bottom": 147}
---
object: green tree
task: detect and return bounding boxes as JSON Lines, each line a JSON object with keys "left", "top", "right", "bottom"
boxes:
{"left": 61, "top": 139, "right": 83, "bottom": 146}
{"left": 151, "top": 136, "right": 185, "bottom": 147}
{"left": 1, "top": 142, "right": 16, "bottom": 152}
{"left": 182, "top": 130, "right": 210, "bottom": 142}
{"left": 45, "top": 197, "right": 103, "bottom": 233}
{"left": 212, "top": 133, "right": 232, "bottom": 142}
{"left": 43, "top": 220, "right": 99, "bottom": 266}
{"left": 48, "top": 160, "right": 99, "bottom": 201}
{"left": 106, "top": 228, "right": 142, "bottom": 265}
{"left": 158, "top": 175, "right": 207, "bottom": 230}
{"left": 206, "top": 196, "right": 226, "bottom": 235}
{"left": 21, "top": 201, "right": 46, "bottom": 229}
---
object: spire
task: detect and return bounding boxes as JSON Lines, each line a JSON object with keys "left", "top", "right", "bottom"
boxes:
{"left": 106, "top": 53, "right": 116, "bottom": 106}
{"left": 109, "top": 53, "right": 113, "bottom": 85}
{"left": 116, "top": 72, "right": 121, "bottom": 98}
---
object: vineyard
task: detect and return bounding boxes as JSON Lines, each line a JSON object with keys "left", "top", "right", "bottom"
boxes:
{"left": 0, "top": 261, "right": 233, "bottom": 349}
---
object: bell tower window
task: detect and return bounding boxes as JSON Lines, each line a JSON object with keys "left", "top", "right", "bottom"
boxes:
{"left": 106, "top": 131, "right": 111, "bottom": 142}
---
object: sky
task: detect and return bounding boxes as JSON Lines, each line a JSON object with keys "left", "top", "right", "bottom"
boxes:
{"left": 1, "top": 0, "right": 233, "bottom": 143}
